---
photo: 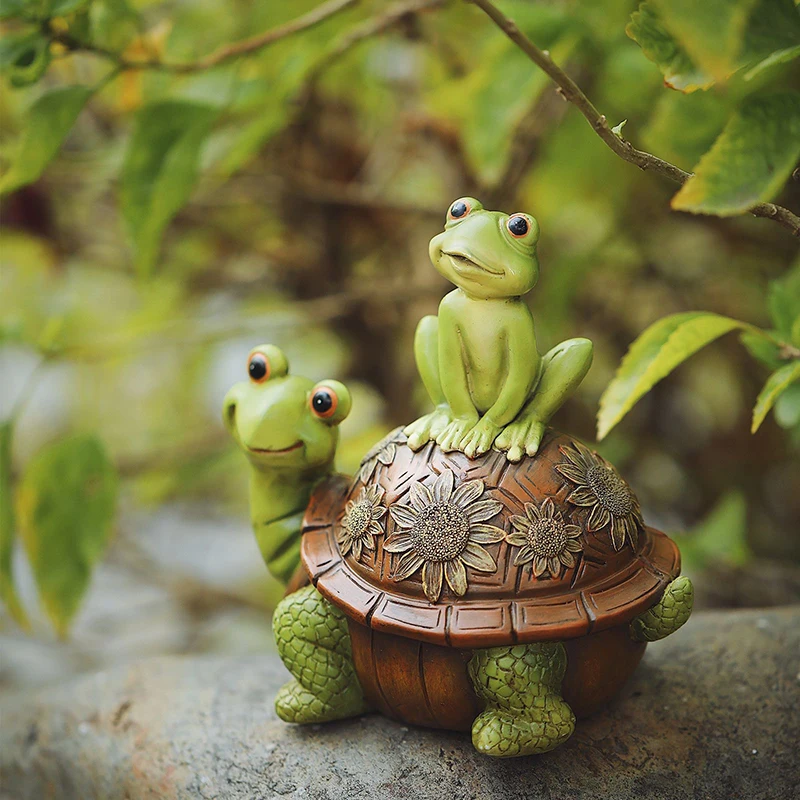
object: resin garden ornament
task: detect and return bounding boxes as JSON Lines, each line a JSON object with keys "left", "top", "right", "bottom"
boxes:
{"left": 223, "top": 199, "right": 693, "bottom": 758}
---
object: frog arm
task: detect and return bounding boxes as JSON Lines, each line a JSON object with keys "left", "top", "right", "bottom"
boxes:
{"left": 438, "top": 311, "right": 478, "bottom": 420}
{"left": 483, "top": 315, "right": 539, "bottom": 427}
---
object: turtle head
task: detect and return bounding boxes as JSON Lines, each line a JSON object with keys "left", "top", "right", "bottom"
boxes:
{"left": 223, "top": 344, "right": 351, "bottom": 474}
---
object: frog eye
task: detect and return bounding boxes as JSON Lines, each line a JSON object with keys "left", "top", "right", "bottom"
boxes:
{"left": 448, "top": 199, "right": 471, "bottom": 220}
{"left": 507, "top": 213, "right": 538, "bottom": 243}
{"left": 310, "top": 380, "right": 351, "bottom": 425}
{"left": 311, "top": 387, "right": 337, "bottom": 418}
{"left": 248, "top": 352, "right": 270, "bottom": 383}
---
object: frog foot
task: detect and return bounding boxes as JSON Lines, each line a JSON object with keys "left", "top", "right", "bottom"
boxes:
{"left": 461, "top": 417, "right": 503, "bottom": 459}
{"left": 436, "top": 416, "right": 478, "bottom": 452}
{"left": 404, "top": 406, "right": 450, "bottom": 451}
{"left": 494, "top": 418, "right": 546, "bottom": 462}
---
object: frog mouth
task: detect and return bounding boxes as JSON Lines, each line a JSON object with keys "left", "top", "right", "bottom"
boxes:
{"left": 247, "top": 441, "right": 303, "bottom": 455}
{"left": 443, "top": 251, "right": 504, "bottom": 276}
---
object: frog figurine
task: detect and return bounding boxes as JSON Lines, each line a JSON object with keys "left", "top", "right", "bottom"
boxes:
{"left": 404, "top": 197, "right": 593, "bottom": 461}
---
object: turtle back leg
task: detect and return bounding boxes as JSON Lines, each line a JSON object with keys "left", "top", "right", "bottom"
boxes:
{"left": 630, "top": 575, "right": 694, "bottom": 642}
{"left": 468, "top": 643, "right": 575, "bottom": 757}
{"left": 273, "top": 585, "right": 369, "bottom": 724}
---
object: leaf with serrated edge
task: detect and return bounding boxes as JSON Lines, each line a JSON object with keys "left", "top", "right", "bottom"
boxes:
{"left": 626, "top": 2, "right": 714, "bottom": 92}
{"left": 0, "top": 86, "right": 93, "bottom": 195}
{"left": 672, "top": 92, "right": 800, "bottom": 215}
{"left": 16, "top": 434, "right": 117, "bottom": 637}
{"left": 650, "top": 0, "right": 758, "bottom": 81}
{"left": 597, "top": 313, "right": 750, "bottom": 439}
{"left": 752, "top": 361, "right": 800, "bottom": 432}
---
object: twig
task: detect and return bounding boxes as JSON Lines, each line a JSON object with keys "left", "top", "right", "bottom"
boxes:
{"left": 469, "top": 0, "right": 800, "bottom": 238}
{"left": 53, "top": 0, "right": 359, "bottom": 73}
{"left": 300, "top": 0, "right": 447, "bottom": 96}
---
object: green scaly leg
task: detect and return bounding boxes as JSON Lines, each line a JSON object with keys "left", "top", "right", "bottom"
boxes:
{"left": 468, "top": 643, "right": 575, "bottom": 758}
{"left": 273, "top": 585, "right": 369, "bottom": 724}
{"left": 631, "top": 575, "right": 694, "bottom": 642}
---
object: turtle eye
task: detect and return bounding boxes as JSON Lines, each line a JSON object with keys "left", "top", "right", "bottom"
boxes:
{"left": 448, "top": 199, "right": 470, "bottom": 220}
{"left": 310, "top": 386, "right": 338, "bottom": 418}
{"left": 248, "top": 352, "right": 270, "bottom": 383}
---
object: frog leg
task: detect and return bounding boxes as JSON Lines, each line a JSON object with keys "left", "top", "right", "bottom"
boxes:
{"left": 468, "top": 643, "right": 575, "bottom": 758}
{"left": 404, "top": 315, "right": 451, "bottom": 450}
{"left": 495, "top": 337, "right": 593, "bottom": 461}
{"left": 631, "top": 576, "right": 694, "bottom": 642}
{"left": 273, "top": 585, "right": 369, "bottom": 724}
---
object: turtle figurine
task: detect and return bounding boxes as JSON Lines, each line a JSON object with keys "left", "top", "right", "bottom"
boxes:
{"left": 223, "top": 346, "right": 693, "bottom": 758}
{"left": 222, "top": 198, "right": 692, "bottom": 757}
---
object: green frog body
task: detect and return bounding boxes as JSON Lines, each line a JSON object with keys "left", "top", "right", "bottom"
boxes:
{"left": 405, "top": 197, "right": 593, "bottom": 461}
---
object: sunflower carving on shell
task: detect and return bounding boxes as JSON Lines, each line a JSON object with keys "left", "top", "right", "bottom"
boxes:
{"left": 385, "top": 469, "right": 504, "bottom": 603}
{"left": 556, "top": 441, "right": 644, "bottom": 551}
{"left": 357, "top": 427, "right": 406, "bottom": 484}
{"left": 507, "top": 497, "right": 583, "bottom": 579}
{"left": 338, "top": 485, "right": 387, "bottom": 561}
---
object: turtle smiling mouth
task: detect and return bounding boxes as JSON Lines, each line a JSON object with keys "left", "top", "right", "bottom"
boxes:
{"left": 247, "top": 441, "right": 303, "bottom": 454}
{"left": 443, "top": 251, "right": 503, "bottom": 276}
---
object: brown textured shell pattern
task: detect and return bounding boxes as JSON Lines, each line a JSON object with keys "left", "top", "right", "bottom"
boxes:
{"left": 302, "top": 428, "right": 680, "bottom": 647}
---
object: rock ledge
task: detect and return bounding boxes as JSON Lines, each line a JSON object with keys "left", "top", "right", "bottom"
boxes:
{"left": 1, "top": 607, "right": 798, "bottom": 800}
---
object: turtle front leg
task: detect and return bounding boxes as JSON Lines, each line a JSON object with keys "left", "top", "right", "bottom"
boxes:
{"left": 468, "top": 643, "right": 575, "bottom": 757}
{"left": 631, "top": 576, "right": 694, "bottom": 642}
{"left": 273, "top": 585, "right": 369, "bottom": 724}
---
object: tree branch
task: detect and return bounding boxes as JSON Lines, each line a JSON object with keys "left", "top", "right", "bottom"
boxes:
{"left": 469, "top": 0, "right": 800, "bottom": 238}
{"left": 54, "top": 0, "right": 359, "bottom": 73}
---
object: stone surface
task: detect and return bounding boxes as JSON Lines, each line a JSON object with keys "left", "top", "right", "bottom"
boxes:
{"left": 1, "top": 606, "right": 798, "bottom": 800}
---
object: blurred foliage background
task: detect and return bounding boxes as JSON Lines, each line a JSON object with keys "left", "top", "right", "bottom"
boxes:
{"left": 1, "top": 0, "right": 799, "bottom": 689}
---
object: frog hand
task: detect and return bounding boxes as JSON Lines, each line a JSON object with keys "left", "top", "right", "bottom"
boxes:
{"left": 404, "top": 406, "right": 451, "bottom": 451}
{"left": 461, "top": 417, "right": 503, "bottom": 459}
{"left": 436, "top": 414, "right": 479, "bottom": 452}
{"left": 494, "top": 417, "right": 546, "bottom": 462}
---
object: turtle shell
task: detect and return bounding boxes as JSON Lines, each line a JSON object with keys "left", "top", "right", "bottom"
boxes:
{"left": 301, "top": 428, "right": 680, "bottom": 648}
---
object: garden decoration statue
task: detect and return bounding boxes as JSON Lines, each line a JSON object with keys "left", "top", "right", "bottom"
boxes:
{"left": 223, "top": 198, "right": 694, "bottom": 759}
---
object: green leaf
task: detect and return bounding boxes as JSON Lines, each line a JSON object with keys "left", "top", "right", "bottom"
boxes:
{"left": 673, "top": 491, "right": 750, "bottom": 571}
{"left": 740, "top": 330, "right": 783, "bottom": 370}
{"left": 50, "top": 0, "right": 90, "bottom": 14}
{"left": 642, "top": 89, "right": 731, "bottom": 171}
{"left": 751, "top": 360, "right": 800, "bottom": 432}
{"left": 120, "top": 101, "right": 217, "bottom": 277}
{"left": 627, "top": 0, "right": 800, "bottom": 91}
{"left": 649, "top": 0, "right": 759, "bottom": 81}
{"left": 774, "top": 382, "right": 800, "bottom": 428}
{"left": 0, "top": 0, "right": 27, "bottom": 19}
{"left": 597, "top": 312, "right": 750, "bottom": 439}
{"left": 767, "top": 263, "right": 800, "bottom": 340}
{"left": 741, "top": 0, "right": 800, "bottom": 78}
{"left": 0, "top": 30, "right": 43, "bottom": 68}
{"left": 89, "top": 0, "right": 139, "bottom": 53}
{"left": 1, "top": 30, "right": 51, "bottom": 87}
{"left": 0, "top": 85, "right": 93, "bottom": 194}
{"left": 0, "top": 422, "right": 29, "bottom": 629}
{"left": 16, "top": 434, "right": 118, "bottom": 636}
{"left": 672, "top": 92, "right": 800, "bottom": 216}
{"left": 626, "top": 2, "right": 714, "bottom": 91}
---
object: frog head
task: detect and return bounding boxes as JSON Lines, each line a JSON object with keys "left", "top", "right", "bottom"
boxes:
{"left": 223, "top": 344, "right": 351, "bottom": 473}
{"left": 429, "top": 197, "right": 540, "bottom": 299}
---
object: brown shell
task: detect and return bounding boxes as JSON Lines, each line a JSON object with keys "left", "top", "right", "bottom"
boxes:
{"left": 301, "top": 429, "right": 680, "bottom": 648}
